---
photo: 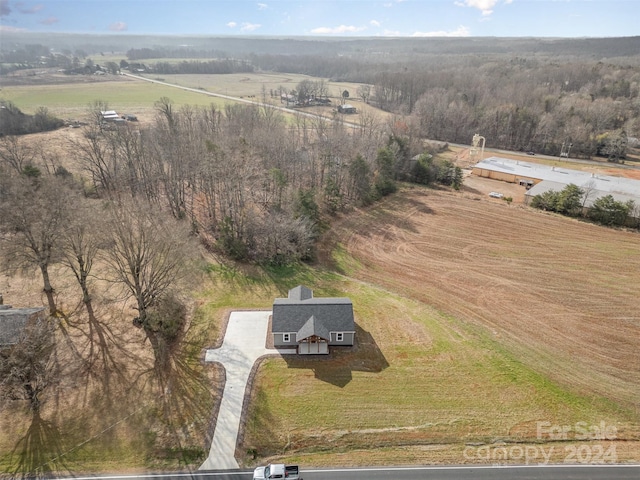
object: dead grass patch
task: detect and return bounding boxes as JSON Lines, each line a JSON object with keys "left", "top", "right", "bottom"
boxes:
{"left": 327, "top": 186, "right": 640, "bottom": 409}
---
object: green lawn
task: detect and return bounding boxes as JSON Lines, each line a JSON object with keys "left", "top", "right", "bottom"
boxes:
{"left": 0, "top": 79, "right": 229, "bottom": 116}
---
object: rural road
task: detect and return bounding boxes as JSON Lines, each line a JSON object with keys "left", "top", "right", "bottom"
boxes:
{"left": 122, "top": 72, "right": 361, "bottom": 129}
{"left": 54, "top": 464, "right": 640, "bottom": 480}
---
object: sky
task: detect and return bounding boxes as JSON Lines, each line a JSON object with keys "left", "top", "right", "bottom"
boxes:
{"left": 0, "top": 0, "right": 638, "bottom": 38}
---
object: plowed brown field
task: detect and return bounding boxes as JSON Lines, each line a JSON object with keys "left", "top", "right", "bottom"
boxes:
{"left": 324, "top": 186, "right": 640, "bottom": 410}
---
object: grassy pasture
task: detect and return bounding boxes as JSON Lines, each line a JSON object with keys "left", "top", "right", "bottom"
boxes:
{"left": 0, "top": 77, "right": 228, "bottom": 118}
{"left": 0, "top": 71, "right": 379, "bottom": 126}
{"left": 149, "top": 72, "right": 360, "bottom": 99}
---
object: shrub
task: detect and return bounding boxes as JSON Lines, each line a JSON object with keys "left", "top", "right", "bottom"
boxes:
{"left": 588, "top": 195, "right": 633, "bottom": 226}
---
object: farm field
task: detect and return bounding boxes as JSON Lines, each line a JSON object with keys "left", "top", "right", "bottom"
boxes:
{"left": 0, "top": 75, "right": 229, "bottom": 119}
{"left": 241, "top": 185, "right": 640, "bottom": 467}
{"left": 137, "top": 72, "right": 385, "bottom": 119}
{"left": 143, "top": 72, "right": 329, "bottom": 97}
{"left": 328, "top": 186, "right": 640, "bottom": 409}
{"left": 1, "top": 70, "right": 384, "bottom": 129}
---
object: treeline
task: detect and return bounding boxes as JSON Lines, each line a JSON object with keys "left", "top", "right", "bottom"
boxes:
{"left": 151, "top": 59, "right": 254, "bottom": 75}
{"left": 248, "top": 52, "right": 640, "bottom": 158}
{"left": 530, "top": 183, "right": 639, "bottom": 228}
{"left": 0, "top": 144, "right": 213, "bottom": 475}
{"left": 0, "top": 97, "right": 456, "bottom": 268}
{"left": 6, "top": 34, "right": 639, "bottom": 60}
{"left": 0, "top": 101, "right": 64, "bottom": 136}
{"left": 379, "top": 59, "right": 640, "bottom": 158}
{"left": 126, "top": 47, "right": 228, "bottom": 60}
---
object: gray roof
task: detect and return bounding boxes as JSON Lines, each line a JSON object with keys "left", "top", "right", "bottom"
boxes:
{"left": 297, "top": 315, "right": 331, "bottom": 341}
{"left": 525, "top": 180, "right": 640, "bottom": 212}
{"left": 272, "top": 286, "right": 354, "bottom": 334}
{"left": 0, "top": 305, "right": 46, "bottom": 346}
{"left": 475, "top": 157, "right": 640, "bottom": 197}
{"left": 289, "top": 285, "right": 313, "bottom": 301}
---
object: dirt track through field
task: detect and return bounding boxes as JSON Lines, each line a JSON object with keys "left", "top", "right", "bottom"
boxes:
{"left": 326, "top": 187, "right": 640, "bottom": 409}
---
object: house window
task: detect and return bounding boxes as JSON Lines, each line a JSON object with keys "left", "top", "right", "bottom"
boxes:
{"left": 283, "top": 333, "right": 291, "bottom": 342}
{"left": 336, "top": 332, "right": 344, "bottom": 342}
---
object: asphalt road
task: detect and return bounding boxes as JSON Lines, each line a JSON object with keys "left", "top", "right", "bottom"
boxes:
{"left": 57, "top": 464, "right": 640, "bottom": 480}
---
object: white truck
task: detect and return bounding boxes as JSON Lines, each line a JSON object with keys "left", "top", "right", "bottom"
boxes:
{"left": 252, "top": 463, "right": 302, "bottom": 480}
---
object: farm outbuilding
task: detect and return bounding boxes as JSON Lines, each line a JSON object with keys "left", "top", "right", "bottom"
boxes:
{"left": 271, "top": 285, "right": 355, "bottom": 355}
{"left": 337, "top": 104, "right": 357, "bottom": 114}
{"left": 472, "top": 157, "right": 542, "bottom": 187}
{"left": 474, "top": 157, "right": 640, "bottom": 196}
{"left": 0, "top": 303, "right": 46, "bottom": 348}
{"left": 474, "top": 157, "right": 640, "bottom": 219}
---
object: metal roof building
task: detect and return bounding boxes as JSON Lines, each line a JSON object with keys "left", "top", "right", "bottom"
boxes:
{"left": 524, "top": 180, "right": 640, "bottom": 209}
{"left": 472, "top": 157, "right": 640, "bottom": 219}
{"left": 473, "top": 157, "right": 640, "bottom": 197}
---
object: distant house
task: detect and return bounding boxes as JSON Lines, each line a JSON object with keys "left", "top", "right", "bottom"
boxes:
{"left": 271, "top": 286, "right": 355, "bottom": 354}
{"left": 0, "top": 303, "right": 46, "bottom": 348}
{"left": 337, "top": 104, "right": 357, "bottom": 114}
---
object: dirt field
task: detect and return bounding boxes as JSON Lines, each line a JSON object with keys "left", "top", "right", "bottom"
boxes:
{"left": 323, "top": 186, "right": 640, "bottom": 411}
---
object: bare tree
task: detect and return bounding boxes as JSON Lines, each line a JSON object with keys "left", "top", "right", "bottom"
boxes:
{"left": 357, "top": 84, "right": 371, "bottom": 104}
{"left": 0, "top": 135, "right": 36, "bottom": 175}
{"left": 0, "top": 313, "right": 68, "bottom": 478}
{"left": 57, "top": 198, "right": 130, "bottom": 387}
{"left": 0, "top": 312, "right": 56, "bottom": 412}
{"left": 580, "top": 179, "right": 598, "bottom": 211}
{"left": 102, "top": 200, "right": 198, "bottom": 370}
{"left": 0, "top": 176, "right": 70, "bottom": 315}
{"left": 72, "top": 124, "right": 119, "bottom": 195}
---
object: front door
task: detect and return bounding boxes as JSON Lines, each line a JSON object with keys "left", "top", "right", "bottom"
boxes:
{"left": 298, "top": 339, "right": 328, "bottom": 354}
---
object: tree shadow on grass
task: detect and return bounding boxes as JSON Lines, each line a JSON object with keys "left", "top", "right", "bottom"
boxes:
{"left": 149, "top": 317, "right": 217, "bottom": 471}
{"left": 9, "top": 410, "right": 68, "bottom": 479}
{"left": 281, "top": 323, "right": 389, "bottom": 388}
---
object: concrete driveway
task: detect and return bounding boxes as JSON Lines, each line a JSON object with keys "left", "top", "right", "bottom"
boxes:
{"left": 199, "top": 310, "right": 295, "bottom": 471}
